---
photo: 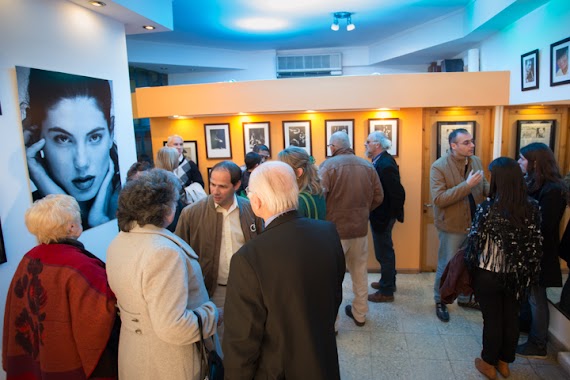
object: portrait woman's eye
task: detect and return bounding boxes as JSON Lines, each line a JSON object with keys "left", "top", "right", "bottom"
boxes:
{"left": 88, "top": 132, "right": 104, "bottom": 144}
{"left": 53, "top": 133, "right": 73, "bottom": 145}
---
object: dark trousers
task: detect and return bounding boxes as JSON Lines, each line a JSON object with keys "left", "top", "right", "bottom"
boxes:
{"left": 371, "top": 218, "right": 397, "bottom": 296}
{"left": 472, "top": 267, "right": 520, "bottom": 365}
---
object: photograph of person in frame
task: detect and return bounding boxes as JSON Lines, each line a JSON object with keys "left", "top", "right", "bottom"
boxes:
{"left": 18, "top": 67, "right": 121, "bottom": 230}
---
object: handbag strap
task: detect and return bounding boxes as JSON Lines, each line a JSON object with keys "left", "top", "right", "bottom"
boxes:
{"left": 193, "top": 311, "right": 208, "bottom": 378}
{"left": 299, "top": 191, "right": 319, "bottom": 219}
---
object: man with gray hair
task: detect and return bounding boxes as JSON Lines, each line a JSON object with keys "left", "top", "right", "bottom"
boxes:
{"left": 166, "top": 134, "right": 204, "bottom": 190}
{"left": 223, "top": 161, "right": 345, "bottom": 379}
{"left": 319, "top": 131, "right": 384, "bottom": 328}
{"left": 365, "top": 131, "right": 406, "bottom": 303}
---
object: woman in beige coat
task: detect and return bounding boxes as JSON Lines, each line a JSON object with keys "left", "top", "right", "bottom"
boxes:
{"left": 106, "top": 169, "right": 219, "bottom": 379}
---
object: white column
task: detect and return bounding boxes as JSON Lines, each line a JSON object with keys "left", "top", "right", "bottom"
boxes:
{"left": 493, "top": 105, "right": 504, "bottom": 159}
{"left": 467, "top": 49, "right": 479, "bottom": 72}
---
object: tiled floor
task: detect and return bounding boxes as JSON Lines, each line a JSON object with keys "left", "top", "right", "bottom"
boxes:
{"left": 336, "top": 273, "right": 570, "bottom": 380}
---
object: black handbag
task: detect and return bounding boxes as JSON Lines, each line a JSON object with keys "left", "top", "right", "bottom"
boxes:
{"left": 193, "top": 311, "right": 224, "bottom": 380}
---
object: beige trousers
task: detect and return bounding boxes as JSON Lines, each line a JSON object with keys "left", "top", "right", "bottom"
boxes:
{"left": 341, "top": 236, "right": 369, "bottom": 323}
{"left": 211, "top": 285, "right": 227, "bottom": 344}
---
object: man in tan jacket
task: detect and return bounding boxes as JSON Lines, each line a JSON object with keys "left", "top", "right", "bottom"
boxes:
{"left": 431, "top": 128, "right": 488, "bottom": 322}
{"left": 320, "top": 131, "right": 384, "bottom": 328}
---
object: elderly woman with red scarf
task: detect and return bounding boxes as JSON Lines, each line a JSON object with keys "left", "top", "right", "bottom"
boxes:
{"left": 2, "top": 194, "right": 118, "bottom": 379}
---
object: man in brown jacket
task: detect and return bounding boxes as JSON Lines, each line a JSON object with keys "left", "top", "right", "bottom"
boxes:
{"left": 175, "top": 161, "right": 263, "bottom": 341}
{"left": 431, "top": 128, "right": 488, "bottom": 322}
{"left": 320, "top": 131, "right": 384, "bottom": 328}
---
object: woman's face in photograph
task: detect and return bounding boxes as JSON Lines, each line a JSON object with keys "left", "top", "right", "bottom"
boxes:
{"left": 41, "top": 97, "right": 113, "bottom": 201}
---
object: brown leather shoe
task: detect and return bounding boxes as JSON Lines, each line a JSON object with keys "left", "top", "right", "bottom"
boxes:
{"left": 475, "top": 358, "right": 497, "bottom": 380}
{"left": 496, "top": 360, "right": 510, "bottom": 378}
{"left": 368, "top": 292, "right": 394, "bottom": 303}
{"left": 371, "top": 281, "right": 381, "bottom": 290}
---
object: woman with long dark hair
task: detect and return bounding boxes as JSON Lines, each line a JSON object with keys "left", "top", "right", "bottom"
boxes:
{"left": 21, "top": 68, "right": 121, "bottom": 229}
{"left": 466, "top": 157, "right": 542, "bottom": 379}
{"left": 515, "top": 142, "right": 567, "bottom": 358}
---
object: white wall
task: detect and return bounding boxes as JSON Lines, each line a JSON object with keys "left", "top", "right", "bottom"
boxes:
{"left": 0, "top": 1, "right": 136, "bottom": 376}
{"left": 479, "top": 0, "right": 570, "bottom": 104}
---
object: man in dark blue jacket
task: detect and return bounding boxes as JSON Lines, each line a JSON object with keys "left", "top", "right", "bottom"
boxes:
{"left": 366, "top": 131, "right": 405, "bottom": 302}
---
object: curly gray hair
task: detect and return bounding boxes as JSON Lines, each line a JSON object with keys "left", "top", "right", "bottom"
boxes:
{"left": 117, "top": 169, "right": 181, "bottom": 232}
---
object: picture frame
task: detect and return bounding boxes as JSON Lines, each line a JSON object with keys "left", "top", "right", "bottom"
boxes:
{"left": 325, "top": 119, "right": 354, "bottom": 157}
{"left": 436, "top": 121, "right": 476, "bottom": 158}
{"left": 243, "top": 122, "right": 270, "bottom": 155}
{"left": 163, "top": 140, "right": 199, "bottom": 166}
{"left": 283, "top": 120, "right": 312, "bottom": 155}
{"left": 368, "top": 118, "right": 399, "bottom": 156}
{"left": 207, "top": 167, "right": 213, "bottom": 193}
{"left": 515, "top": 120, "right": 556, "bottom": 155}
{"left": 205, "top": 123, "right": 232, "bottom": 159}
{"left": 0, "top": 219, "right": 6, "bottom": 264}
{"left": 550, "top": 36, "right": 570, "bottom": 87}
{"left": 521, "top": 49, "right": 539, "bottom": 91}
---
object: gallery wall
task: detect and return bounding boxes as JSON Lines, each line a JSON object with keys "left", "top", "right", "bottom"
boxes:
{"left": 479, "top": 0, "right": 570, "bottom": 105}
{"left": 0, "top": 0, "right": 136, "bottom": 369}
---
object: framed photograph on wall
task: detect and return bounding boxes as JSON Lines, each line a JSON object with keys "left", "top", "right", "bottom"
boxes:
{"left": 207, "top": 167, "right": 213, "bottom": 193}
{"left": 163, "top": 140, "right": 198, "bottom": 166}
{"left": 283, "top": 120, "right": 312, "bottom": 155}
{"left": 521, "top": 49, "right": 539, "bottom": 91}
{"left": 205, "top": 123, "right": 232, "bottom": 159}
{"left": 325, "top": 119, "right": 354, "bottom": 156}
{"left": 550, "top": 36, "right": 570, "bottom": 86}
{"left": 515, "top": 120, "right": 556, "bottom": 155}
{"left": 243, "top": 122, "right": 270, "bottom": 154}
{"left": 15, "top": 66, "right": 121, "bottom": 231}
{"left": 436, "top": 121, "right": 476, "bottom": 158}
{"left": 368, "top": 118, "right": 399, "bottom": 156}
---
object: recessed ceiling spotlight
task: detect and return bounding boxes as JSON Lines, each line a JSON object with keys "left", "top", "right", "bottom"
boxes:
{"left": 143, "top": 25, "right": 156, "bottom": 30}
{"left": 89, "top": 1, "right": 106, "bottom": 7}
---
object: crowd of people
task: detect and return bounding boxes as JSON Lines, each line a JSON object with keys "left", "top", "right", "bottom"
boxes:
{"left": 3, "top": 128, "right": 569, "bottom": 380}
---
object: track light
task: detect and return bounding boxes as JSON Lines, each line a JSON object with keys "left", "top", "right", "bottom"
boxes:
{"left": 331, "top": 12, "right": 355, "bottom": 32}
{"left": 331, "top": 19, "right": 339, "bottom": 31}
{"left": 346, "top": 17, "right": 355, "bottom": 31}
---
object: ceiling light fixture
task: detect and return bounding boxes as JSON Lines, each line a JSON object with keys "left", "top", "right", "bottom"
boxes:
{"left": 331, "top": 12, "right": 355, "bottom": 32}
{"left": 142, "top": 25, "right": 156, "bottom": 30}
{"left": 89, "top": 1, "right": 106, "bottom": 7}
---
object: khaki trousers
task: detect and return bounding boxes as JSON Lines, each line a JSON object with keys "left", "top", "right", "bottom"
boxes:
{"left": 341, "top": 236, "right": 369, "bottom": 323}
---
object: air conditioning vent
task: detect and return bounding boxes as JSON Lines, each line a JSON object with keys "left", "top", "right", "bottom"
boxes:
{"left": 276, "top": 53, "right": 342, "bottom": 78}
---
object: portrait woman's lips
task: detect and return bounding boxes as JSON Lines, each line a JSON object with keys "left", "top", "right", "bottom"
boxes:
{"left": 72, "top": 175, "right": 96, "bottom": 191}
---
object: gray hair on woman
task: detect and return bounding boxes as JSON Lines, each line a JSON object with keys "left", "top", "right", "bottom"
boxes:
{"left": 117, "top": 169, "right": 181, "bottom": 232}
{"left": 369, "top": 131, "right": 392, "bottom": 151}
{"left": 25, "top": 194, "right": 82, "bottom": 244}
{"left": 155, "top": 147, "right": 180, "bottom": 172}
{"left": 278, "top": 146, "right": 323, "bottom": 196}
{"left": 248, "top": 161, "right": 298, "bottom": 215}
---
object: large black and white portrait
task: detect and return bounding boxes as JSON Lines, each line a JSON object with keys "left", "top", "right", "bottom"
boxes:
{"left": 0, "top": 219, "right": 6, "bottom": 264}
{"left": 16, "top": 67, "right": 121, "bottom": 230}
{"left": 283, "top": 120, "right": 311, "bottom": 155}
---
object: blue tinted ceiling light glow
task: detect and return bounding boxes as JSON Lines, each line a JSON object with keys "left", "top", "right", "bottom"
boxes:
{"left": 235, "top": 18, "right": 288, "bottom": 31}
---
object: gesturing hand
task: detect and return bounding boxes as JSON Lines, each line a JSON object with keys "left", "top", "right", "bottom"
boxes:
{"left": 87, "top": 160, "right": 114, "bottom": 228}
{"left": 466, "top": 169, "right": 484, "bottom": 188}
{"left": 26, "top": 138, "right": 66, "bottom": 196}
